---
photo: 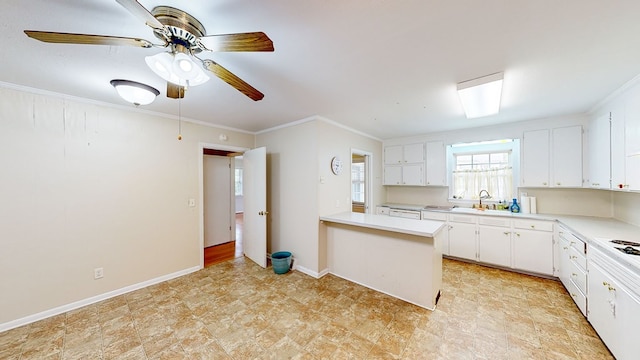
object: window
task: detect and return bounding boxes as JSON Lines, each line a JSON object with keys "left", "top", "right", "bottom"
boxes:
{"left": 234, "top": 168, "right": 243, "bottom": 196}
{"left": 448, "top": 139, "right": 519, "bottom": 202}
{"left": 351, "top": 162, "right": 365, "bottom": 202}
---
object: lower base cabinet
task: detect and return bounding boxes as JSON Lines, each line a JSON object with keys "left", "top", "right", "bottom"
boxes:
{"left": 478, "top": 225, "right": 511, "bottom": 267}
{"left": 588, "top": 247, "right": 640, "bottom": 360}
{"left": 512, "top": 228, "right": 554, "bottom": 275}
{"left": 448, "top": 219, "right": 477, "bottom": 261}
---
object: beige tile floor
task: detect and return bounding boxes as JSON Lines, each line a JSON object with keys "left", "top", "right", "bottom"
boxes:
{"left": 0, "top": 258, "right": 613, "bottom": 359}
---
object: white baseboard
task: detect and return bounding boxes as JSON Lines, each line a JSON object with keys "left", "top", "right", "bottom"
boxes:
{"left": 294, "top": 265, "right": 330, "bottom": 279}
{"left": 0, "top": 266, "right": 200, "bottom": 333}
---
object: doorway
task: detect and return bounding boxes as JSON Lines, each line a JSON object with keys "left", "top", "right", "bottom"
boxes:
{"left": 200, "top": 145, "right": 246, "bottom": 268}
{"left": 351, "top": 149, "right": 373, "bottom": 213}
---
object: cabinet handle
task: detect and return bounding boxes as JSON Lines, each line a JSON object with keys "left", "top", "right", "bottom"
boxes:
{"left": 602, "top": 281, "right": 610, "bottom": 286}
{"left": 530, "top": 225, "right": 535, "bottom": 229}
{"left": 557, "top": 182, "right": 561, "bottom": 186}
{"left": 563, "top": 247, "right": 569, "bottom": 250}
{"left": 503, "top": 231, "right": 510, "bottom": 235}
{"left": 543, "top": 182, "right": 548, "bottom": 185}
{"left": 571, "top": 273, "right": 577, "bottom": 277}
{"left": 570, "top": 241, "right": 576, "bottom": 245}
{"left": 515, "top": 233, "right": 520, "bottom": 237}
{"left": 570, "top": 256, "right": 577, "bottom": 260}
{"left": 559, "top": 231, "right": 564, "bottom": 235}
{"left": 571, "top": 293, "right": 577, "bottom": 298}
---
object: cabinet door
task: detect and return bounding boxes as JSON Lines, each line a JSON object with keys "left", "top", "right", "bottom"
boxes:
{"left": 626, "top": 85, "right": 640, "bottom": 190}
{"left": 402, "top": 164, "right": 424, "bottom": 186}
{"left": 383, "top": 166, "right": 402, "bottom": 185}
{"left": 558, "top": 235, "right": 572, "bottom": 289}
{"left": 512, "top": 229, "right": 553, "bottom": 275}
{"left": 552, "top": 125, "right": 583, "bottom": 187}
{"left": 384, "top": 145, "right": 403, "bottom": 165}
{"left": 425, "top": 141, "right": 446, "bottom": 186}
{"left": 522, "top": 129, "right": 550, "bottom": 187}
{"left": 588, "top": 114, "right": 611, "bottom": 189}
{"left": 478, "top": 225, "right": 511, "bottom": 267}
{"left": 588, "top": 262, "right": 622, "bottom": 359}
{"left": 403, "top": 143, "right": 425, "bottom": 163}
{"left": 448, "top": 222, "right": 477, "bottom": 261}
{"left": 611, "top": 106, "right": 627, "bottom": 189}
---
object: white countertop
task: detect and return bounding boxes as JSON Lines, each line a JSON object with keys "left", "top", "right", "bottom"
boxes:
{"left": 320, "top": 212, "right": 445, "bottom": 237}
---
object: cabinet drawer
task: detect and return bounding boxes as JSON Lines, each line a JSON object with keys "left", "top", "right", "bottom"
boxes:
{"left": 448, "top": 214, "right": 476, "bottom": 224}
{"left": 569, "top": 246, "right": 587, "bottom": 271}
{"left": 568, "top": 259, "right": 587, "bottom": 294}
{"left": 421, "top": 211, "right": 447, "bottom": 221}
{"left": 559, "top": 229, "right": 586, "bottom": 253}
{"left": 376, "top": 206, "right": 390, "bottom": 215}
{"left": 564, "top": 277, "right": 587, "bottom": 317}
{"left": 513, "top": 219, "right": 553, "bottom": 231}
{"left": 478, "top": 216, "right": 510, "bottom": 227}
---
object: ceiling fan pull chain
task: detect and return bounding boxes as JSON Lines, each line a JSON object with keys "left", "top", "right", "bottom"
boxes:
{"left": 177, "top": 96, "right": 183, "bottom": 141}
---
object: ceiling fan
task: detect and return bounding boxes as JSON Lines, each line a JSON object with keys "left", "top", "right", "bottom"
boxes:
{"left": 24, "top": 0, "right": 274, "bottom": 101}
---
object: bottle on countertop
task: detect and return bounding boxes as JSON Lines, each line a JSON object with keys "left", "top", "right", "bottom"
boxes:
{"left": 510, "top": 198, "right": 520, "bottom": 213}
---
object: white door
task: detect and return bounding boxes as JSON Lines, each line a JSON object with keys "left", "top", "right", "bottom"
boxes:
{"left": 243, "top": 147, "right": 267, "bottom": 268}
{"left": 203, "top": 156, "right": 233, "bottom": 247}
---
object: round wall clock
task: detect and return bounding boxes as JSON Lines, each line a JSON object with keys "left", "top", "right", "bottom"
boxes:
{"left": 331, "top": 156, "right": 344, "bottom": 175}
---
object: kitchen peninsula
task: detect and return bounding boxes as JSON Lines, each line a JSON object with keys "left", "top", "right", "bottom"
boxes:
{"left": 320, "top": 212, "right": 445, "bottom": 310}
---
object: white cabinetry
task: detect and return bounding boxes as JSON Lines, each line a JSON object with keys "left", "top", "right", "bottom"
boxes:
{"left": 522, "top": 129, "right": 550, "bottom": 187}
{"left": 558, "top": 227, "right": 587, "bottom": 316}
{"left": 588, "top": 113, "right": 611, "bottom": 189}
{"left": 588, "top": 247, "right": 640, "bottom": 360}
{"left": 422, "top": 211, "right": 449, "bottom": 255}
{"left": 552, "top": 126, "right": 583, "bottom": 187}
{"left": 522, "top": 126, "right": 583, "bottom": 188}
{"left": 448, "top": 214, "right": 477, "bottom": 261}
{"left": 512, "top": 219, "right": 554, "bottom": 275}
{"left": 477, "top": 217, "right": 511, "bottom": 268}
{"left": 625, "top": 86, "right": 640, "bottom": 191}
{"left": 611, "top": 106, "right": 627, "bottom": 189}
{"left": 425, "top": 141, "right": 446, "bottom": 186}
{"left": 383, "top": 143, "right": 425, "bottom": 186}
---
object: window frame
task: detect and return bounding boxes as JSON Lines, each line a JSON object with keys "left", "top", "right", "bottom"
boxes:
{"left": 446, "top": 139, "right": 520, "bottom": 205}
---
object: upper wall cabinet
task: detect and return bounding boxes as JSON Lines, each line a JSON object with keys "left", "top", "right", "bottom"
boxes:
{"left": 592, "top": 84, "right": 640, "bottom": 192}
{"left": 522, "top": 129, "right": 550, "bottom": 187}
{"left": 552, "top": 126, "right": 583, "bottom": 187}
{"left": 625, "top": 86, "right": 640, "bottom": 190}
{"left": 588, "top": 113, "right": 611, "bottom": 189}
{"left": 425, "top": 141, "right": 446, "bottom": 186}
{"left": 522, "top": 126, "right": 583, "bottom": 188}
{"left": 383, "top": 143, "right": 425, "bottom": 185}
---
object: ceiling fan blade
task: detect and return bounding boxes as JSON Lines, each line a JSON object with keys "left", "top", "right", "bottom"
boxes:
{"left": 115, "top": 0, "right": 165, "bottom": 31}
{"left": 199, "top": 32, "right": 274, "bottom": 52}
{"left": 167, "top": 83, "right": 185, "bottom": 99}
{"left": 202, "top": 60, "right": 265, "bottom": 101}
{"left": 24, "top": 30, "right": 153, "bottom": 48}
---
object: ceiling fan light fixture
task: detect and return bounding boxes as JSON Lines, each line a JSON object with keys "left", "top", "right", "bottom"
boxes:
{"left": 457, "top": 72, "right": 504, "bottom": 119}
{"left": 110, "top": 79, "right": 160, "bottom": 106}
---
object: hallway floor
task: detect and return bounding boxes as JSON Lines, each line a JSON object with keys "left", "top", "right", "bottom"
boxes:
{"left": 0, "top": 258, "right": 612, "bottom": 359}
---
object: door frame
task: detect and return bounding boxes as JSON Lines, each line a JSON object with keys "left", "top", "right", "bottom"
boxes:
{"left": 351, "top": 148, "right": 373, "bottom": 213}
{"left": 198, "top": 142, "right": 249, "bottom": 269}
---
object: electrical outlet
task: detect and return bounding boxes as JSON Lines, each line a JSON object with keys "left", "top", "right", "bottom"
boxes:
{"left": 94, "top": 267, "right": 104, "bottom": 280}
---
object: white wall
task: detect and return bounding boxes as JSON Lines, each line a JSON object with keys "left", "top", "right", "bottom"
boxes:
{"left": 256, "top": 117, "right": 383, "bottom": 275}
{"left": 0, "top": 86, "right": 254, "bottom": 327}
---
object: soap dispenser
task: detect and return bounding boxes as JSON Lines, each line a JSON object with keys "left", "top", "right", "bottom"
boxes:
{"left": 510, "top": 198, "right": 520, "bottom": 213}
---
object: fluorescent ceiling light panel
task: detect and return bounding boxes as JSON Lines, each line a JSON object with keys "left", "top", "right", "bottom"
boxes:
{"left": 457, "top": 72, "right": 504, "bottom": 118}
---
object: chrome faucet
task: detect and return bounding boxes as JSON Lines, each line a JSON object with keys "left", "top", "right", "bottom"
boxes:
{"left": 478, "top": 189, "right": 491, "bottom": 209}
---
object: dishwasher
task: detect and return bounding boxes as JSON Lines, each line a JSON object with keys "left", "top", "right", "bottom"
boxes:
{"left": 388, "top": 208, "right": 421, "bottom": 220}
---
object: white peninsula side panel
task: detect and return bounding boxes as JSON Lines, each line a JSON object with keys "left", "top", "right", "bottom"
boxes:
{"left": 321, "top": 212, "right": 444, "bottom": 310}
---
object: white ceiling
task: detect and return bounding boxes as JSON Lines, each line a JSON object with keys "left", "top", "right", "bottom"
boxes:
{"left": 2, "top": 0, "right": 640, "bottom": 140}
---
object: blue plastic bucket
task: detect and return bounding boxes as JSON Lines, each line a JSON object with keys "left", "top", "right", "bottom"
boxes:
{"left": 271, "top": 251, "right": 292, "bottom": 274}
